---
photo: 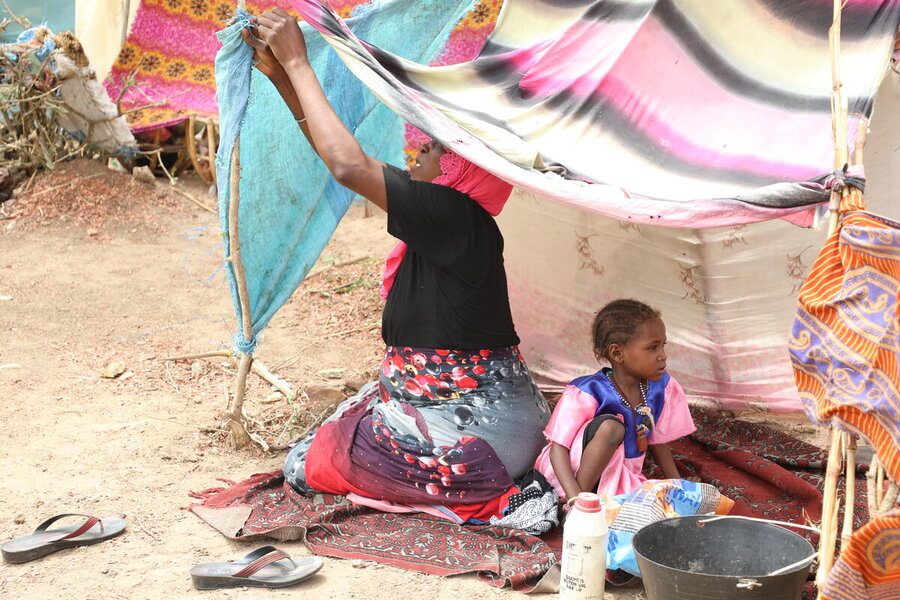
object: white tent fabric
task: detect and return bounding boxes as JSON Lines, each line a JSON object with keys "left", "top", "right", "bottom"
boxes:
{"left": 502, "top": 72, "right": 900, "bottom": 413}
{"left": 75, "top": 0, "right": 137, "bottom": 80}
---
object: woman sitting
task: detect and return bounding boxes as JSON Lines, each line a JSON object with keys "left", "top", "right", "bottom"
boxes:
{"left": 244, "top": 9, "right": 551, "bottom": 525}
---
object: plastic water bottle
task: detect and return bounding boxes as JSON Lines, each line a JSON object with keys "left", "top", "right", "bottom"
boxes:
{"left": 560, "top": 492, "right": 608, "bottom": 600}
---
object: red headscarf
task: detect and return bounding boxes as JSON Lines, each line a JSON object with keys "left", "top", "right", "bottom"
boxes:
{"left": 380, "top": 149, "right": 514, "bottom": 299}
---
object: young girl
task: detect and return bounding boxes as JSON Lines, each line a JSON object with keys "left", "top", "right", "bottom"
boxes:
{"left": 534, "top": 299, "right": 696, "bottom": 501}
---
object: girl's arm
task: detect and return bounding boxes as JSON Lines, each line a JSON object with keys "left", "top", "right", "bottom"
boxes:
{"left": 251, "top": 9, "right": 389, "bottom": 210}
{"left": 549, "top": 442, "right": 582, "bottom": 500}
{"left": 649, "top": 443, "right": 681, "bottom": 480}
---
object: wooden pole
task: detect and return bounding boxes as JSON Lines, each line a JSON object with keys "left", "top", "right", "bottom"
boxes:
{"left": 207, "top": 119, "right": 218, "bottom": 187}
{"left": 838, "top": 119, "right": 868, "bottom": 547}
{"left": 185, "top": 114, "right": 213, "bottom": 185}
{"left": 818, "top": 430, "right": 844, "bottom": 589}
{"left": 224, "top": 136, "right": 253, "bottom": 449}
{"left": 817, "top": 1, "right": 849, "bottom": 592}
{"left": 840, "top": 434, "right": 857, "bottom": 546}
{"left": 867, "top": 454, "right": 881, "bottom": 514}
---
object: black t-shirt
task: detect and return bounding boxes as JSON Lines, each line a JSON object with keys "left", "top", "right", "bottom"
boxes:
{"left": 381, "top": 165, "right": 519, "bottom": 350}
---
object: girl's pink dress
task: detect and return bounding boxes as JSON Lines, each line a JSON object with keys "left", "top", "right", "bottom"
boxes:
{"left": 534, "top": 369, "right": 695, "bottom": 500}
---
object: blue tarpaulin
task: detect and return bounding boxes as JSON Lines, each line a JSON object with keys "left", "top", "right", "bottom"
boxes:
{"left": 214, "top": 1, "right": 473, "bottom": 353}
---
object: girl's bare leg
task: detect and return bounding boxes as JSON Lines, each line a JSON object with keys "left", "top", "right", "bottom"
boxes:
{"left": 576, "top": 419, "right": 625, "bottom": 493}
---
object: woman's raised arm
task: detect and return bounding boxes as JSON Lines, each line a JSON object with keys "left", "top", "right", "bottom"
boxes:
{"left": 249, "top": 9, "right": 388, "bottom": 211}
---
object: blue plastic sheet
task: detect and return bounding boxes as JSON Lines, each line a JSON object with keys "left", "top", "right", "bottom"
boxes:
{"left": 214, "top": 1, "right": 473, "bottom": 353}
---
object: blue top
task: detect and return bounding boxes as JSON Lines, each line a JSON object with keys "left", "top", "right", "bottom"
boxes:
{"left": 569, "top": 368, "right": 670, "bottom": 459}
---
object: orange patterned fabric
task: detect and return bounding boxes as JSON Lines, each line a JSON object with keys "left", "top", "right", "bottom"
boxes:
{"left": 789, "top": 189, "right": 900, "bottom": 482}
{"left": 820, "top": 512, "right": 900, "bottom": 600}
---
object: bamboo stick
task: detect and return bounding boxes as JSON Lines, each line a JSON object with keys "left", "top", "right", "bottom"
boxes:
{"left": 838, "top": 118, "right": 868, "bottom": 549}
{"left": 817, "top": 430, "right": 844, "bottom": 589}
{"left": 840, "top": 433, "right": 857, "bottom": 546}
{"left": 852, "top": 119, "right": 868, "bottom": 165}
{"left": 881, "top": 479, "right": 899, "bottom": 514}
{"left": 876, "top": 463, "right": 885, "bottom": 507}
{"left": 224, "top": 136, "right": 252, "bottom": 448}
{"left": 816, "top": 3, "right": 848, "bottom": 593}
{"left": 867, "top": 454, "right": 882, "bottom": 515}
{"left": 207, "top": 118, "right": 218, "bottom": 187}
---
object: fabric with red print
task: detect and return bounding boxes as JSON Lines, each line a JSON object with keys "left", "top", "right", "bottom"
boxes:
{"left": 285, "top": 345, "right": 550, "bottom": 518}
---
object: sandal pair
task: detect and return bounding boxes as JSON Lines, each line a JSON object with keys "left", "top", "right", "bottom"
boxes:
{"left": 1, "top": 514, "right": 126, "bottom": 564}
{"left": 190, "top": 545, "right": 323, "bottom": 589}
{"left": 2, "top": 515, "right": 321, "bottom": 590}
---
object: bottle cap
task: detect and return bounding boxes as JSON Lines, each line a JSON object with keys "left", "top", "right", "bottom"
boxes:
{"left": 574, "top": 492, "right": 602, "bottom": 513}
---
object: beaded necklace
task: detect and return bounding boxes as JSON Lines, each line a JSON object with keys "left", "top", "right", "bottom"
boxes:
{"left": 607, "top": 371, "right": 655, "bottom": 452}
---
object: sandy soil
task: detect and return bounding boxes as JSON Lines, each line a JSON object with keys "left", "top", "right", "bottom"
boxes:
{"left": 0, "top": 161, "right": 824, "bottom": 600}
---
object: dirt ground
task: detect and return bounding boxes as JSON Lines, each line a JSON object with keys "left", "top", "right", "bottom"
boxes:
{"left": 0, "top": 160, "right": 825, "bottom": 600}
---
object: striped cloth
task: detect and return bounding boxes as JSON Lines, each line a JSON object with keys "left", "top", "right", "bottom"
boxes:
{"left": 820, "top": 512, "right": 900, "bottom": 600}
{"left": 790, "top": 190, "right": 900, "bottom": 481}
{"left": 291, "top": 0, "right": 900, "bottom": 227}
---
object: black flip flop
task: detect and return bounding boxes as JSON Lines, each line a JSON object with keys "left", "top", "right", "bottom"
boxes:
{"left": 190, "top": 546, "right": 323, "bottom": 590}
{"left": 1, "top": 513, "right": 126, "bottom": 564}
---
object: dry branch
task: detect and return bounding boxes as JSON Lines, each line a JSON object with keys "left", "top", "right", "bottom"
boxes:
{"left": 223, "top": 136, "right": 253, "bottom": 449}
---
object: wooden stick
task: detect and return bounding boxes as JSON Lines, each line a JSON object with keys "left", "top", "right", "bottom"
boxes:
{"left": 207, "top": 119, "right": 218, "bottom": 187}
{"left": 160, "top": 350, "right": 232, "bottom": 362}
{"left": 251, "top": 359, "right": 296, "bottom": 401}
{"left": 271, "top": 342, "right": 317, "bottom": 372}
{"left": 224, "top": 136, "right": 252, "bottom": 449}
{"left": 841, "top": 433, "right": 857, "bottom": 546}
{"left": 185, "top": 114, "right": 211, "bottom": 185}
{"left": 171, "top": 185, "right": 215, "bottom": 213}
{"left": 826, "top": 0, "right": 849, "bottom": 234}
{"left": 852, "top": 118, "right": 868, "bottom": 165}
{"left": 816, "top": 4, "right": 850, "bottom": 594}
{"left": 867, "top": 453, "right": 882, "bottom": 515}
{"left": 230, "top": 353, "right": 253, "bottom": 448}
{"left": 876, "top": 462, "right": 885, "bottom": 508}
{"left": 838, "top": 119, "right": 868, "bottom": 547}
{"left": 323, "top": 320, "right": 380, "bottom": 339}
{"left": 149, "top": 127, "right": 162, "bottom": 172}
{"left": 881, "top": 479, "right": 899, "bottom": 515}
{"left": 817, "top": 429, "right": 844, "bottom": 589}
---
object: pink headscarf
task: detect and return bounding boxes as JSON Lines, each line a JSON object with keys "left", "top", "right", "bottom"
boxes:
{"left": 380, "top": 149, "right": 514, "bottom": 299}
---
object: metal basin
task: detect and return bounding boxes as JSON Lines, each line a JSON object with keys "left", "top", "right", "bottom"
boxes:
{"left": 633, "top": 516, "right": 814, "bottom": 600}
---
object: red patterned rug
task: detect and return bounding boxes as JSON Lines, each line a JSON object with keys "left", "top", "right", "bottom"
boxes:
{"left": 189, "top": 408, "right": 866, "bottom": 593}
{"left": 189, "top": 472, "right": 560, "bottom": 591}
{"left": 654, "top": 407, "right": 869, "bottom": 534}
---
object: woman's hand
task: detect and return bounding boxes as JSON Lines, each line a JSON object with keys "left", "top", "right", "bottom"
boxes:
{"left": 241, "top": 28, "right": 287, "bottom": 82}
{"left": 254, "top": 8, "right": 309, "bottom": 68}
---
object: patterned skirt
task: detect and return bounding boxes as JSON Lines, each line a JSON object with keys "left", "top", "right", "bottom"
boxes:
{"left": 284, "top": 345, "right": 550, "bottom": 506}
